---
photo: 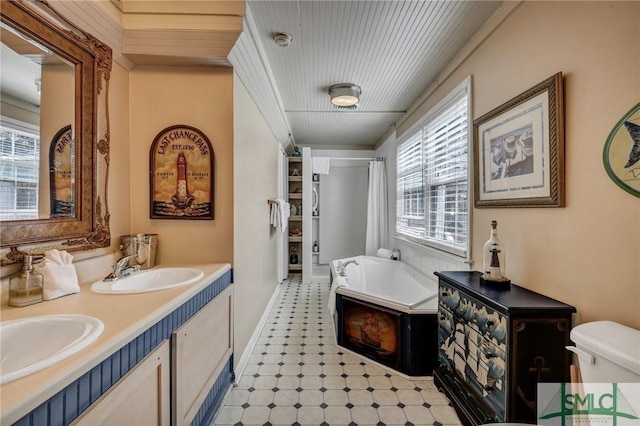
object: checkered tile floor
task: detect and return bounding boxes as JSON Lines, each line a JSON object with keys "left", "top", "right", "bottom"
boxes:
{"left": 214, "top": 274, "right": 461, "bottom": 426}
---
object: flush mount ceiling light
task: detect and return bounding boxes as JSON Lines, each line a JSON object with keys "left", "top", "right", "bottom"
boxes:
{"left": 329, "top": 83, "right": 361, "bottom": 108}
{"left": 273, "top": 32, "right": 292, "bottom": 47}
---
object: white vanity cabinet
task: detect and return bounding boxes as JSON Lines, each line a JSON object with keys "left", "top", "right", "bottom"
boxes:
{"left": 7, "top": 267, "right": 234, "bottom": 426}
{"left": 73, "top": 286, "right": 234, "bottom": 426}
{"left": 173, "top": 286, "right": 233, "bottom": 425}
{"left": 72, "top": 340, "right": 170, "bottom": 426}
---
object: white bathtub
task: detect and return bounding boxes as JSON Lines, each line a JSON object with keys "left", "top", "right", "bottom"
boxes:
{"left": 329, "top": 255, "right": 439, "bottom": 376}
{"left": 329, "top": 255, "right": 438, "bottom": 315}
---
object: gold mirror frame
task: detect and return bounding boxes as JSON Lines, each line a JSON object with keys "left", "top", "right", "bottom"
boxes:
{"left": 0, "top": 0, "right": 111, "bottom": 266}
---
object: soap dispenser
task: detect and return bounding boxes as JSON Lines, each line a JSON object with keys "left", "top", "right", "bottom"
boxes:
{"left": 9, "top": 255, "right": 44, "bottom": 307}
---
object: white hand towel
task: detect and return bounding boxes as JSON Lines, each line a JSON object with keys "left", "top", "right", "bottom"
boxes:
{"left": 270, "top": 199, "right": 290, "bottom": 232}
{"left": 270, "top": 203, "right": 278, "bottom": 228}
{"left": 312, "top": 157, "right": 331, "bottom": 175}
{"left": 36, "top": 249, "right": 80, "bottom": 300}
{"left": 376, "top": 248, "right": 393, "bottom": 259}
{"left": 277, "top": 199, "right": 290, "bottom": 232}
{"left": 328, "top": 277, "right": 346, "bottom": 317}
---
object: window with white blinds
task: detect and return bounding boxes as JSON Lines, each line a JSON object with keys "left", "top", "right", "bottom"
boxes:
{"left": 396, "top": 78, "right": 470, "bottom": 257}
{"left": 0, "top": 121, "right": 40, "bottom": 220}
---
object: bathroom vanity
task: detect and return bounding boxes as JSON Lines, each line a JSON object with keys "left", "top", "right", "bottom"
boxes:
{"left": 0, "top": 264, "right": 233, "bottom": 426}
{"left": 434, "top": 271, "right": 576, "bottom": 425}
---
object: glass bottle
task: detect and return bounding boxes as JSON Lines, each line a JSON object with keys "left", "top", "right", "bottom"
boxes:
{"left": 482, "top": 220, "right": 508, "bottom": 282}
{"left": 9, "top": 255, "right": 44, "bottom": 307}
{"left": 313, "top": 241, "right": 319, "bottom": 253}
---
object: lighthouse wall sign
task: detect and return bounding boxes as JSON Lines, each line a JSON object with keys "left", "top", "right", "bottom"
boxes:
{"left": 150, "top": 125, "right": 214, "bottom": 219}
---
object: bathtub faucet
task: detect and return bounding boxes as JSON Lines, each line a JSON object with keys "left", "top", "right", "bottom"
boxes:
{"left": 337, "top": 259, "right": 359, "bottom": 276}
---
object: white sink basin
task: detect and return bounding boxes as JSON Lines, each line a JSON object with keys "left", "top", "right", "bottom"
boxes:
{"left": 0, "top": 314, "right": 104, "bottom": 385}
{"left": 90, "top": 267, "right": 204, "bottom": 295}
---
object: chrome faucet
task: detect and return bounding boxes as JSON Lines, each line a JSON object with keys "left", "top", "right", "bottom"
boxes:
{"left": 103, "top": 254, "right": 140, "bottom": 282}
{"left": 342, "top": 259, "right": 359, "bottom": 268}
{"left": 337, "top": 259, "right": 359, "bottom": 276}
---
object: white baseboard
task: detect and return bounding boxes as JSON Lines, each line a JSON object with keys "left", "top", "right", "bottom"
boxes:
{"left": 215, "top": 281, "right": 282, "bottom": 423}
{"left": 232, "top": 282, "right": 282, "bottom": 381}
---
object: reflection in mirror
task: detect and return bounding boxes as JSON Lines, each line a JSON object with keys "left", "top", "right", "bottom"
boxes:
{"left": 0, "top": 0, "right": 112, "bottom": 266}
{"left": 49, "top": 124, "right": 74, "bottom": 217}
{"left": 0, "top": 20, "right": 75, "bottom": 220}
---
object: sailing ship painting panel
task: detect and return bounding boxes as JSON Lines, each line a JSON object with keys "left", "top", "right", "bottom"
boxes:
{"left": 438, "top": 285, "right": 508, "bottom": 421}
{"left": 342, "top": 298, "right": 401, "bottom": 370}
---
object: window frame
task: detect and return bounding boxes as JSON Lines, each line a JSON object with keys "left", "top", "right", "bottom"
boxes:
{"left": 396, "top": 77, "right": 472, "bottom": 258}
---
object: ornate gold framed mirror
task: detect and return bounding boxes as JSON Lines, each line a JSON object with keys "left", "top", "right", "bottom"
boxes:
{"left": 0, "top": 0, "right": 112, "bottom": 266}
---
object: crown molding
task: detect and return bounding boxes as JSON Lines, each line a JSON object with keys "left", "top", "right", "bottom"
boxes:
{"left": 48, "top": 0, "right": 244, "bottom": 70}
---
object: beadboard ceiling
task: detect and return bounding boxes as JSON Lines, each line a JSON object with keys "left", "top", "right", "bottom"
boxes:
{"left": 230, "top": 0, "right": 506, "bottom": 150}
{"left": 2, "top": 1, "right": 512, "bottom": 151}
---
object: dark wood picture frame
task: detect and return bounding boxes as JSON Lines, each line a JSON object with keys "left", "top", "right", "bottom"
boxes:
{"left": 473, "top": 72, "right": 565, "bottom": 208}
{"left": 149, "top": 125, "right": 214, "bottom": 220}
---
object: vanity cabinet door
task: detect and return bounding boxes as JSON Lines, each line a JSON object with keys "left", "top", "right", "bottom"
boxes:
{"left": 72, "top": 340, "right": 170, "bottom": 426}
{"left": 172, "top": 286, "right": 233, "bottom": 425}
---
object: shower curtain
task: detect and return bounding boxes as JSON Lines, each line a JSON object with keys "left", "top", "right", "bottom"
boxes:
{"left": 365, "top": 159, "right": 389, "bottom": 256}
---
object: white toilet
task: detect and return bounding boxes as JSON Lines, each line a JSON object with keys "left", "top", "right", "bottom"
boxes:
{"left": 568, "top": 320, "right": 640, "bottom": 382}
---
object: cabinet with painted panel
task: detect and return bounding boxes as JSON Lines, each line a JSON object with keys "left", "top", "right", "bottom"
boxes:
{"left": 434, "top": 271, "right": 575, "bottom": 425}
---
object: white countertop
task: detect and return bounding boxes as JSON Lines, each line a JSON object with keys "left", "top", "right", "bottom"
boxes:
{"left": 0, "top": 263, "right": 231, "bottom": 425}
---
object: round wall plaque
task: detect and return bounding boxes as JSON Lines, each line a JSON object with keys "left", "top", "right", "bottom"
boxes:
{"left": 603, "top": 103, "right": 640, "bottom": 198}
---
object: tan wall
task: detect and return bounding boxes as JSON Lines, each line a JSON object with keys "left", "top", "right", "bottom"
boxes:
{"left": 398, "top": 1, "right": 640, "bottom": 328}
{"left": 232, "top": 73, "right": 280, "bottom": 365}
{"left": 128, "top": 67, "right": 234, "bottom": 265}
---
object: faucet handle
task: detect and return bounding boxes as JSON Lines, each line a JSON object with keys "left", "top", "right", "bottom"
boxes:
{"left": 114, "top": 253, "right": 137, "bottom": 271}
{"left": 120, "top": 265, "right": 140, "bottom": 279}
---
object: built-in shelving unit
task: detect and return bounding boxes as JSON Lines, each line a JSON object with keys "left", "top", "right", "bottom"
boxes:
{"left": 311, "top": 174, "right": 320, "bottom": 262}
{"left": 287, "top": 157, "right": 303, "bottom": 274}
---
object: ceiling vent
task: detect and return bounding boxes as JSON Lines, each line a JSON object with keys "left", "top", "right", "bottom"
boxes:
{"left": 334, "top": 104, "right": 358, "bottom": 110}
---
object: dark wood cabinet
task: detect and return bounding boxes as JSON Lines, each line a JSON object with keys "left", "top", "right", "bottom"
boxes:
{"left": 434, "top": 271, "right": 576, "bottom": 425}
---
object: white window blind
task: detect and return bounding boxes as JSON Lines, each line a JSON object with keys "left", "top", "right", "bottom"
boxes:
{"left": 0, "top": 123, "right": 40, "bottom": 220}
{"left": 396, "top": 78, "right": 470, "bottom": 257}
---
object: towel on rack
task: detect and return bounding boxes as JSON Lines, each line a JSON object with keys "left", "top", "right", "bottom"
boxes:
{"left": 312, "top": 157, "right": 331, "bottom": 175}
{"left": 270, "top": 199, "right": 290, "bottom": 232}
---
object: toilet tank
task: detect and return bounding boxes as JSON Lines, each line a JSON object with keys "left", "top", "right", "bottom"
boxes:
{"left": 569, "top": 321, "right": 640, "bottom": 382}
